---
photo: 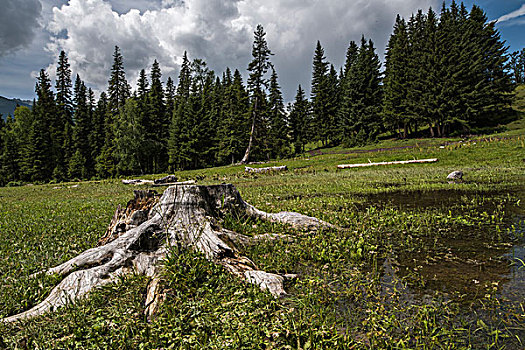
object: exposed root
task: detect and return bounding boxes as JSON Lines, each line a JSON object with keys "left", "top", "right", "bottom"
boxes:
{"left": 2, "top": 184, "right": 333, "bottom": 323}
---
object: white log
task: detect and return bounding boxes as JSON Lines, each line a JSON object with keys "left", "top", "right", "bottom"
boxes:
{"left": 337, "top": 158, "right": 438, "bottom": 169}
{"left": 245, "top": 165, "right": 288, "bottom": 173}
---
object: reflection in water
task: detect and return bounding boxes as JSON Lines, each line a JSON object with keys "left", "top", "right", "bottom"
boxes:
{"left": 373, "top": 189, "right": 525, "bottom": 303}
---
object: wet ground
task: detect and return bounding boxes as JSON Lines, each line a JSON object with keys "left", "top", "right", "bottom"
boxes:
{"left": 369, "top": 188, "right": 525, "bottom": 303}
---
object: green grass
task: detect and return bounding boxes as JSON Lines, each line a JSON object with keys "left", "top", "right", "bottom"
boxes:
{"left": 0, "top": 129, "right": 524, "bottom": 348}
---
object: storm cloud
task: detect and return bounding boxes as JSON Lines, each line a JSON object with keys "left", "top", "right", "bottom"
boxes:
{"left": 46, "top": 0, "right": 438, "bottom": 100}
{"left": 0, "top": 0, "right": 43, "bottom": 56}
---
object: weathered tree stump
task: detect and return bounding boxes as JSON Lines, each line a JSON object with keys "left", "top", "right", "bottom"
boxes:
{"left": 2, "top": 184, "right": 334, "bottom": 323}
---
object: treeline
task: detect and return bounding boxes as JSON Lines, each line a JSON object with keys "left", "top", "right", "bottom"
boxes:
{"left": 0, "top": 1, "right": 518, "bottom": 184}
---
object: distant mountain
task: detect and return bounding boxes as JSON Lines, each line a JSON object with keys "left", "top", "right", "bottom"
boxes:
{"left": 0, "top": 96, "right": 33, "bottom": 120}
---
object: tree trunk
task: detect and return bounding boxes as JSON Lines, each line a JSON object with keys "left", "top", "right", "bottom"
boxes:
{"left": 241, "top": 97, "right": 258, "bottom": 164}
{"left": 429, "top": 123, "right": 435, "bottom": 138}
{"left": 2, "top": 184, "right": 334, "bottom": 323}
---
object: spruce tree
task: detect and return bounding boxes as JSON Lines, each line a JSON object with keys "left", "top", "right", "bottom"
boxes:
{"left": 343, "top": 37, "right": 382, "bottom": 145}
{"left": 114, "top": 98, "right": 146, "bottom": 175}
{"left": 383, "top": 15, "right": 410, "bottom": 138}
{"left": 217, "top": 69, "right": 250, "bottom": 164}
{"left": 288, "top": 85, "right": 310, "bottom": 154}
{"left": 32, "top": 69, "right": 56, "bottom": 181}
{"left": 69, "top": 75, "right": 91, "bottom": 179}
{"left": 147, "top": 60, "right": 167, "bottom": 173}
{"left": 168, "top": 52, "right": 192, "bottom": 170}
{"left": 339, "top": 41, "right": 359, "bottom": 144}
{"left": 241, "top": 24, "right": 273, "bottom": 163}
{"left": 310, "top": 41, "right": 329, "bottom": 145}
{"left": 165, "top": 76, "right": 176, "bottom": 122}
{"left": 325, "top": 64, "right": 340, "bottom": 143}
{"left": 108, "top": 46, "right": 129, "bottom": 115}
{"left": 12, "top": 106, "right": 34, "bottom": 181}
{"left": 267, "top": 67, "right": 290, "bottom": 158}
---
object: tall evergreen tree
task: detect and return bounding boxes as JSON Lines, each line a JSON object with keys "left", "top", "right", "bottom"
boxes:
{"left": 288, "top": 85, "right": 310, "bottom": 154}
{"left": 217, "top": 69, "right": 250, "bottom": 164}
{"left": 383, "top": 15, "right": 410, "bottom": 137}
{"left": 108, "top": 46, "right": 129, "bottom": 115}
{"left": 147, "top": 60, "right": 167, "bottom": 173}
{"left": 339, "top": 40, "right": 359, "bottom": 143}
{"left": 310, "top": 41, "right": 330, "bottom": 145}
{"left": 113, "top": 99, "right": 146, "bottom": 175}
{"left": 69, "top": 75, "right": 92, "bottom": 179}
{"left": 32, "top": 69, "right": 56, "bottom": 181}
{"left": 169, "top": 52, "right": 192, "bottom": 170}
{"left": 165, "top": 76, "right": 176, "bottom": 121}
{"left": 267, "top": 67, "right": 290, "bottom": 158}
{"left": 241, "top": 24, "right": 273, "bottom": 163}
{"left": 342, "top": 37, "right": 382, "bottom": 145}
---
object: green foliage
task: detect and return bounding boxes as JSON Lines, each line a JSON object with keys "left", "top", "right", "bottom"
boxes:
{"left": 1, "top": 134, "right": 525, "bottom": 348}
{"left": 0, "top": 3, "right": 516, "bottom": 185}
{"left": 383, "top": 2, "right": 514, "bottom": 138}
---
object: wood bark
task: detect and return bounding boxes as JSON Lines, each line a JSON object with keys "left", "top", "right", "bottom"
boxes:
{"left": 245, "top": 165, "right": 287, "bottom": 173}
{"left": 240, "top": 97, "right": 258, "bottom": 164}
{"left": 337, "top": 158, "right": 438, "bottom": 169}
{"left": 2, "top": 184, "right": 333, "bottom": 323}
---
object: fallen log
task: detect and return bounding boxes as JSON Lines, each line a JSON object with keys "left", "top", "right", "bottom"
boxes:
{"left": 2, "top": 184, "right": 334, "bottom": 323}
{"left": 121, "top": 179, "right": 154, "bottom": 185}
{"left": 154, "top": 175, "right": 178, "bottom": 184}
{"left": 337, "top": 158, "right": 438, "bottom": 169}
{"left": 245, "top": 165, "right": 287, "bottom": 173}
{"left": 151, "top": 180, "right": 196, "bottom": 187}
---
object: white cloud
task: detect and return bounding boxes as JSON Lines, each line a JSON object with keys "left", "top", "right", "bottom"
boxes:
{"left": 497, "top": 4, "right": 525, "bottom": 23}
{"left": 46, "top": 0, "right": 438, "bottom": 100}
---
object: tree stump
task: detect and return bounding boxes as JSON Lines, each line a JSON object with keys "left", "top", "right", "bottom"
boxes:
{"left": 2, "top": 184, "right": 334, "bottom": 323}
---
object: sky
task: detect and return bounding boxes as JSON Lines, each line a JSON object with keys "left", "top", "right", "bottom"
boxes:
{"left": 0, "top": 0, "right": 524, "bottom": 103}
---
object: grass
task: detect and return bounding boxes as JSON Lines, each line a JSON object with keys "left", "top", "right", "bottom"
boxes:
{"left": 0, "top": 129, "right": 524, "bottom": 348}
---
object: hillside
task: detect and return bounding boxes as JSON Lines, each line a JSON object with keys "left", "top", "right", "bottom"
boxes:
{"left": 0, "top": 96, "right": 32, "bottom": 119}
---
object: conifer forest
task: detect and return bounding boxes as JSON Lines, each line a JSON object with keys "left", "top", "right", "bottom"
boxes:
{"left": 0, "top": 2, "right": 522, "bottom": 185}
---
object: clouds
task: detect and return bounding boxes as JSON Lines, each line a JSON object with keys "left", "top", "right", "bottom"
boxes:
{"left": 497, "top": 4, "right": 525, "bottom": 23}
{"left": 0, "top": 0, "right": 42, "bottom": 57}
{"left": 46, "top": 0, "right": 438, "bottom": 99}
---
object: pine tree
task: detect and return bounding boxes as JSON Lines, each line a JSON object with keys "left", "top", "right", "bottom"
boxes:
{"left": 113, "top": 99, "right": 146, "bottom": 175}
{"left": 383, "top": 15, "right": 410, "bottom": 138}
{"left": 267, "top": 67, "right": 290, "bottom": 158}
{"left": 342, "top": 37, "right": 382, "bottom": 145}
{"left": 69, "top": 75, "right": 91, "bottom": 179}
{"left": 90, "top": 92, "right": 108, "bottom": 169}
{"left": 339, "top": 41, "right": 359, "bottom": 143}
{"left": 137, "top": 69, "right": 149, "bottom": 100}
{"left": 147, "top": 60, "right": 167, "bottom": 173}
{"left": 310, "top": 41, "right": 329, "bottom": 145}
{"left": 165, "top": 76, "right": 176, "bottom": 121}
{"left": 241, "top": 24, "right": 273, "bottom": 163}
{"left": 217, "top": 69, "right": 250, "bottom": 164}
{"left": 108, "top": 46, "right": 129, "bottom": 115}
{"left": 32, "top": 69, "right": 56, "bottom": 181}
{"left": 168, "top": 52, "right": 192, "bottom": 170}
{"left": 288, "top": 85, "right": 310, "bottom": 154}
{"left": 325, "top": 65, "right": 340, "bottom": 143}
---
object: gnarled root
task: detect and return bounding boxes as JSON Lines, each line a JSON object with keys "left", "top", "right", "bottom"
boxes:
{"left": 2, "top": 184, "right": 333, "bottom": 323}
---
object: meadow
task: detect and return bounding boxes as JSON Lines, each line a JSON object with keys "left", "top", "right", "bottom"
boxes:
{"left": 0, "top": 126, "right": 524, "bottom": 349}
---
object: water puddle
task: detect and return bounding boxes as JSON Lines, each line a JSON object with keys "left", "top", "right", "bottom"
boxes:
{"left": 375, "top": 188, "right": 525, "bottom": 304}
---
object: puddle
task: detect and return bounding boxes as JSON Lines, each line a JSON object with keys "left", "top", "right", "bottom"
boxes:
{"left": 361, "top": 188, "right": 503, "bottom": 210}
{"left": 370, "top": 188, "right": 525, "bottom": 303}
